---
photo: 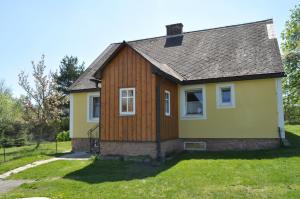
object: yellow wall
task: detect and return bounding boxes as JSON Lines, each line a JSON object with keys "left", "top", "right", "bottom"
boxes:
{"left": 72, "top": 92, "right": 99, "bottom": 138}
{"left": 179, "top": 79, "right": 279, "bottom": 138}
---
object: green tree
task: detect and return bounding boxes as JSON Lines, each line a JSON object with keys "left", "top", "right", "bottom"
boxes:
{"left": 53, "top": 55, "right": 85, "bottom": 95}
{"left": 18, "top": 55, "right": 67, "bottom": 148}
{"left": 0, "top": 93, "right": 20, "bottom": 147}
{"left": 281, "top": 4, "right": 300, "bottom": 123}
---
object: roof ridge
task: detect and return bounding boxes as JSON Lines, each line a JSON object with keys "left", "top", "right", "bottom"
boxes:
{"left": 117, "top": 19, "right": 273, "bottom": 44}
{"left": 182, "top": 18, "right": 273, "bottom": 35}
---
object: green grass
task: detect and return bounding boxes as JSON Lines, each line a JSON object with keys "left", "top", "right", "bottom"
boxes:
{"left": 0, "top": 141, "right": 71, "bottom": 174}
{"left": 2, "top": 126, "right": 300, "bottom": 199}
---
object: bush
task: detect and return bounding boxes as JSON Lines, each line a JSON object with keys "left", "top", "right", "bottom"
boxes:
{"left": 56, "top": 131, "right": 70, "bottom": 142}
{"left": 14, "top": 137, "right": 26, "bottom": 147}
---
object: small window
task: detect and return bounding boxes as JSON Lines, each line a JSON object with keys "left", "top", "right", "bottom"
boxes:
{"left": 88, "top": 94, "right": 100, "bottom": 122}
{"left": 92, "top": 97, "right": 100, "bottom": 118}
{"left": 216, "top": 84, "right": 235, "bottom": 108}
{"left": 119, "top": 88, "right": 135, "bottom": 115}
{"left": 185, "top": 89, "right": 203, "bottom": 116}
{"left": 180, "top": 85, "right": 206, "bottom": 120}
{"left": 165, "top": 90, "right": 171, "bottom": 116}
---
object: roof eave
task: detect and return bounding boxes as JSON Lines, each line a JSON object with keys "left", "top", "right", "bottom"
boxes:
{"left": 181, "top": 72, "right": 285, "bottom": 85}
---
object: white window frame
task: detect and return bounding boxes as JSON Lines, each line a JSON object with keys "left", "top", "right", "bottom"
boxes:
{"left": 87, "top": 92, "right": 100, "bottom": 123}
{"left": 165, "top": 90, "right": 171, "bottom": 116}
{"left": 180, "top": 85, "right": 207, "bottom": 120}
{"left": 119, "top": 88, "right": 136, "bottom": 116}
{"left": 216, "top": 83, "right": 235, "bottom": 109}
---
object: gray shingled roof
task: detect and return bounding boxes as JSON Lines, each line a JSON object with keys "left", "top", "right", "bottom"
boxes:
{"left": 69, "top": 44, "right": 120, "bottom": 91}
{"left": 70, "top": 19, "right": 283, "bottom": 92}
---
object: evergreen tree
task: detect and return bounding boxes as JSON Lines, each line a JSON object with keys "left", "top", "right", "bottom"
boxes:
{"left": 53, "top": 55, "right": 85, "bottom": 95}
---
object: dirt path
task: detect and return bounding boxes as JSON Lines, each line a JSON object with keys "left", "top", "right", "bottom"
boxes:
{"left": 0, "top": 152, "right": 91, "bottom": 194}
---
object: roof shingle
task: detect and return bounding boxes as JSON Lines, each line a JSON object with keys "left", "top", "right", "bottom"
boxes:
{"left": 70, "top": 19, "right": 284, "bottom": 91}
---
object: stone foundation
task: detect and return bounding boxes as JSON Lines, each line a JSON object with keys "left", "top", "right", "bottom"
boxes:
{"left": 100, "top": 139, "right": 183, "bottom": 159}
{"left": 100, "top": 141, "right": 157, "bottom": 158}
{"left": 72, "top": 138, "right": 280, "bottom": 158}
{"left": 181, "top": 138, "right": 280, "bottom": 151}
{"left": 72, "top": 138, "right": 90, "bottom": 152}
{"left": 161, "top": 139, "right": 183, "bottom": 156}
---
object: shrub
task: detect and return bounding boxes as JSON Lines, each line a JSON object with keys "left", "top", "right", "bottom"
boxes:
{"left": 56, "top": 131, "right": 70, "bottom": 142}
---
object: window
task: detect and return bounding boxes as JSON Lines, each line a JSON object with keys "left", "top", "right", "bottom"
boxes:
{"left": 92, "top": 97, "right": 100, "bottom": 118}
{"left": 119, "top": 88, "right": 135, "bottom": 115}
{"left": 186, "top": 90, "right": 203, "bottom": 115}
{"left": 165, "top": 90, "right": 171, "bottom": 116}
{"left": 216, "top": 84, "right": 235, "bottom": 108}
{"left": 180, "top": 85, "right": 206, "bottom": 119}
{"left": 87, "top": 93, "right": 100, "bottom": 122}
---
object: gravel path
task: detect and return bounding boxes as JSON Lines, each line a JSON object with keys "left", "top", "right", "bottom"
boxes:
{"left": 0, "top": 152, "right": 91, "bottom": 194}
{"left": 0, "top": 179, "right": 33, "bottom": 193}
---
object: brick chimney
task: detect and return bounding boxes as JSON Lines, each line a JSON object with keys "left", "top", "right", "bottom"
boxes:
{"left": 166, "top": 23, "right": 183, "bottom": 36}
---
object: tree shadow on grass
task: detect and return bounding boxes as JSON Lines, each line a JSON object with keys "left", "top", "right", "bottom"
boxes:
{"left": 63, "top": 131, "right": 300, "bottom": 184}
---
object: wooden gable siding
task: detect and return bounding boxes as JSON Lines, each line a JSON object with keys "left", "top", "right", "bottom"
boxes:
{"left": 158, "top": 77, "right": 179, "bottom": 141}
{"left": 100, "top": 46, "right": 157, "bottom": 142}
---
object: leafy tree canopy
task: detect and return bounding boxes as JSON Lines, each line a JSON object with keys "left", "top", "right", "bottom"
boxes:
{"left": 281, "top": 4, "right": 300, "bottom": 123}
{"left": 53, "top": 55, "right": 85, "bottom": 95}
{"left": 18, "top": 55, "right": 67, "bottom": 147}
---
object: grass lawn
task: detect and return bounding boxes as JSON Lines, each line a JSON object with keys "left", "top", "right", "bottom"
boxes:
{"left": 2, "top": 126, "right": 300, "bottom": 199}
{"left": 0, "top": 141, "right": 71, "bottom": 174}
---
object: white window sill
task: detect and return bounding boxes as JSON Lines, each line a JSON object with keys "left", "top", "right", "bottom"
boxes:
{"left": 217, "top": 103, "right": 235, "bottom": 109}
{"left": 181, "top": 114, "right": 207, "bottom": 120}
{"left": 88, "top": 118, "right": 99, "bottom": 123}
{"left": 120, "top": 113, "right": 135, "bottom": 117}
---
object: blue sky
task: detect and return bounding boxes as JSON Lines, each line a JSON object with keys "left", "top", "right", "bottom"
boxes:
{"left": 0, "top": 0, "right": 298, "bottom": 96}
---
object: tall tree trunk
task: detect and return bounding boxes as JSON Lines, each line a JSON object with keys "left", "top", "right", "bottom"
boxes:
{"left": 35, "top": 125, "right": 43, "bottom": 149}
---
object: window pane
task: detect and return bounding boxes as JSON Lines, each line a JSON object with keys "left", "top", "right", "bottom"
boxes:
{"left": 121, "top": 98, "right": 127, "bottom": 112}
{"left": 186, "top": 90, "right": 203, "bottom": 115}
{"left": 92, "top": 97, "right": 100, "bottom": 118}
{"left": 121, "top": 90, "right": 127, "bottom": 97}
{"left": 128, "top": 89, "right": 134, "bottom": 97}
{"left": 128, "top": 98, "right": 133, "bottom": 112}
{"left": 165, "top": 99, "right": 169, "bottom": 113}
{"left": 165, "top": 92, "right": 170, "bottom": 115}
{"left": 221, "top": 88, "right": 231, "bottom": 103}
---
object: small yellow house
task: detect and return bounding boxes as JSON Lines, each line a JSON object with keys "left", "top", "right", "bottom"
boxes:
{"left": 69, "top": 19, "right": 285, "bottom": 159}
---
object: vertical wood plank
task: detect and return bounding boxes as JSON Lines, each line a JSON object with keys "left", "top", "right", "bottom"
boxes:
{"left": 131, "top": 48, "right": 136, "bottom": 141}
{"left": 101, "top": 75, "right": 105, "bottom": 140}
{"left": 151, "top": 75, "right": 156, "bottom": 141}
{"left": 141, "top": 59, "right": 147, "bottom": 141}
{"left": 136, "top": 53, "right": 141, "bottom": 141}
{"left": 118, "top": 51, "right": 123, "bottom": 141}
{"left": 146, "top": 63, "right": 152, "bottom": 141}
{"left": 105, "top": 67, "right": 110, "bottom": 140}
{"left": 114, "top": 55, "right": 118, "bottom": 140}
{"left": 127, "top": 48, "right": 132, "bottom": 141}
{"left": 110, "top": 60, "right": 115, "bottom": 140}
{"left": 123, "top": 48, "right": 128, "bottom": 141}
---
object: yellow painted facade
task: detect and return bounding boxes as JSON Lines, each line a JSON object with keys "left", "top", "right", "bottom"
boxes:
{"left": 179, "top": 78, "right": 279, "bottom": 138}
{"left": 72, "top": 79, "right": 279, "bottom": 139}
{"left": 72, "top": 92, "right": 99, "bottom": 138}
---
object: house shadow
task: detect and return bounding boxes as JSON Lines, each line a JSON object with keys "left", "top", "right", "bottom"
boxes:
{"left": 63, "top": 131, "right": 300, "bottom": 184}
